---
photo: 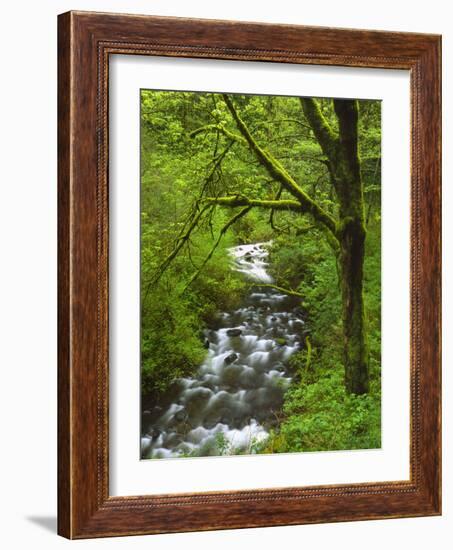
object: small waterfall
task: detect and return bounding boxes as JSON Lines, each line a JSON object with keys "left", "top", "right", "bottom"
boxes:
{"left": 141, "top": 242, "right": 305, "bottom": 458}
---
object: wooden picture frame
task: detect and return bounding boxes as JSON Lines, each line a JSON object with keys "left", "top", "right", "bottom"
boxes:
{"left": 58, "top": 10, "right": 441, "bottom": 539}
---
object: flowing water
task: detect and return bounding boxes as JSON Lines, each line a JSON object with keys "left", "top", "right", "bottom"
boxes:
{"left": 141, "top": 242, "right": 306, "bottom": 459}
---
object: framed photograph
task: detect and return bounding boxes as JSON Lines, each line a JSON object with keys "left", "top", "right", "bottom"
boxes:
{"left": 58, "top": 11, "right": 441, "bottom": 539}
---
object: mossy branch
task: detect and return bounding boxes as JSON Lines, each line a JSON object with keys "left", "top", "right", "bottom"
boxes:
{"left": 204, "top": 194, "right": 303, "bottom": 212}
{"left": 190, "top": 124, "right": 246, "bottom": 146}
{"left": 222, "top": 94, "right": 338, "bottom": 238}
{"left": 299, "top": 98, "right": 339, "bottom": 162}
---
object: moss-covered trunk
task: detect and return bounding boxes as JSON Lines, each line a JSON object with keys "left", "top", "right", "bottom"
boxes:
{"left": 334, "top": 99, "right": 370, "bottom": 394}
{"left": 339, "top": 219, "right": 369, "bottom": 394}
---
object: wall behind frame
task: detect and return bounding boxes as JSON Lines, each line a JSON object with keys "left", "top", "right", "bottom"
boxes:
{"left": 0, "top": 1, "right": 449, "bottom": 549}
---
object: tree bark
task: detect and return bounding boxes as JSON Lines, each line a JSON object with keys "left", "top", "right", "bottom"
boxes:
{"left": 301, "top": 97, "right": 370, "bottom": 394}
{"left": 334, "top": 99, "right": 370, "bottom": 394}
{"left": 339, "top": 219, "right": 369, "bottom": 394}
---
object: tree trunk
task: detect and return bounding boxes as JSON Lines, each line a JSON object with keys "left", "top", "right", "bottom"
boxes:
{"left": 339, "top": 218, "right": 369, "bottom": 394}
{"left": 334, "top": 99, "right": 370, "bottom": 394}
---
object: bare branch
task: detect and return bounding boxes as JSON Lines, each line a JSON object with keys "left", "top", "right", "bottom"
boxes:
{"left": 182, "top": 206, "right": 252, "bottom": 292}
{"left": 144, "top": 204, "right": 211, "bottom": 299}
{"left": 198, "top": 139, "right": 235, "bottom": 198}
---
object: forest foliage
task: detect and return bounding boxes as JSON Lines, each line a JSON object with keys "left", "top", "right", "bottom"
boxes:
{"left": 140, "top": 89, "right": 381, "bottom": 452}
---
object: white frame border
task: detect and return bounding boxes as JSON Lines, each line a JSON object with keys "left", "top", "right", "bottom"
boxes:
{"left": 109, "top": 55, "right": 410, "bottom": 497}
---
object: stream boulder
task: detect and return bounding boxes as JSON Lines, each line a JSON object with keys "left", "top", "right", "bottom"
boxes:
{"left": 226, "top": 328, "right": 242, "bottom": 337}
{"left": 224, "top": 352, "right": 238, "bottom": 365}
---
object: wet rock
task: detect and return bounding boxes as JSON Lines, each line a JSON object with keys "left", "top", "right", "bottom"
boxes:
{"left": 183, "top": 387, "right": 213, "bottom": 409}
{"left": 222, "top": 364, "right": 242, "bottom": 386}
{"left": 239, "top": 369, "right": 263, "bottom": 389}
{"left": 200, "top": 374, "right": 220, "bottom": 391}
{"left": 150, "top": 428, "right": 161, "bottom": 439}
{"left": 275, "top": 337, "right": 287, "bottom": 346}
{"left": 203, "top": 338, "right": 210, "bottom": 349}
{"left": 203, "top": 417, "right": 219, "bottom": 430}
{"left": 226, "top": 328, "right": 242, "bottom": 337}
{"left": 206, "top": 329, "right": 219, "bottom": 344}
{"left": 165, "top": 433, "right": 183, "bottom": 448}
{"left": 186, "top": 426, "right": 208, "bottom": 445}
{"left": 174, "top": 409, "right": 188, "bottom": 423}
{"left": 204, "top": 408, "right": 232, "bottom": 428}
{"left": 141, "top": 437, "right": 152, "bottom": 455}
{"left": 274, "top": 362, "right": 286, "bottom": 372}
{"left": 224, "top": 352, "right": 238, "bottom": 365}
{"left": 292, "top": 307, "right": 305, "bottom": 318}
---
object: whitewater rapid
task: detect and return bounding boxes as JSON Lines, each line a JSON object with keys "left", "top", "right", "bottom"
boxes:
{"left": 141, "top": 242, "right": 305, "bottom": 459}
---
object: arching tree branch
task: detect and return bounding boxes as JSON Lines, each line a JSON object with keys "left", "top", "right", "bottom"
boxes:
{"left": 204, "top": 194, "right": 303, "bottom": 212}
{"left": 222, "top": 94, "right": 338, "bottom": 238}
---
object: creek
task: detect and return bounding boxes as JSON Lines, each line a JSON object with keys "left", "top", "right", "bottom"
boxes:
{"left": 141, "top": 242, "right": 305, "bottom": 458}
